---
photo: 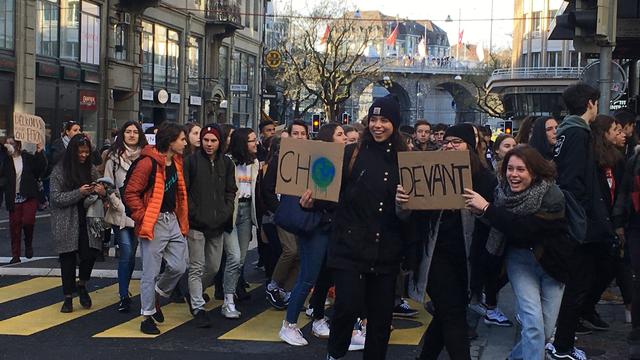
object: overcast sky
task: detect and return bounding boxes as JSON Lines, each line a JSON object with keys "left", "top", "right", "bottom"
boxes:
{"left": 274, "top": 0, "right": 517, "bottom": 50}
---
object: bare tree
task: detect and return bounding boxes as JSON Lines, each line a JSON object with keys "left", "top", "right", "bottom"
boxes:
{"left": 281, "top": 1, "right": 382, "bottom": 122}
{"left": 462, "top": 48, "right": 512, "bottom": 119}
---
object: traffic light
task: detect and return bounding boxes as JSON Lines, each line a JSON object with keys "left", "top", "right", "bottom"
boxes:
{"left": 312, "top": 114, "right": 321, "bottom": 133}
{"left": 342, "top": 112, "right": 349, "bottom": 125}
{"left": 549, "top": 0, "right": 615, "bottom": 51}
{"left": 504, "top": 120, "right": 513, "bottom": 135}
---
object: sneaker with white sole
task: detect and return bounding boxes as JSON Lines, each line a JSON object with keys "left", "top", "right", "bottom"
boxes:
{"left": 484, "top": 308, "right": 513, "bottom": 327}
{"left": 547, "top": 345, "right": 587, "bottom": 360}
{"left": 312, "top": 318, "right": 330, "bottom": 338}
{"left": 469, "top": 302, "right": 488, "bottom": 316}
{"left": 279, "top": 321, "right": 309, "bottom": 346}
{"left": 393, "top": 299, "right": 419, "bottom": 318}
{"left": 221, "top": 303, "right": 241, "bottom": 319}
{"left": 305, "top": 306, "right": 314, "bottom": 318}
{"left": 348, "top": 329, "right": 366, "bottom": 351}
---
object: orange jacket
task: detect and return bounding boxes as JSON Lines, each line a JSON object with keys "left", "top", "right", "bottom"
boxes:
{"left": 124, "top": 145, "right": 189, "bottom": 240}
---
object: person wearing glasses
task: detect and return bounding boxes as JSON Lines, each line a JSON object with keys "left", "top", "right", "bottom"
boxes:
{"left": 397, "top": 123, "right": 497, "bottom": 360}
{"left": 221, "top": 128, "right": 259, "bottom": 319}
{"left": 50, "top": 134, "right": 104, "bottom": 313}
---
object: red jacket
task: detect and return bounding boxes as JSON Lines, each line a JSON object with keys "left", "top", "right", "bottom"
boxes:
{"left": 124, "top": 145, "right": 189, "bottom": 240}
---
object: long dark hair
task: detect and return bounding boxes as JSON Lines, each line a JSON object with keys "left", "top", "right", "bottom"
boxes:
{"left": 529, "top": 116, "right": 555, "bottom": 160}
{"left": 108, "top": 121, "right": 147, "bottom": 159}
{"left": 515, "top": 116, "right": 536, "bottom": 144}
{"left": 591, "top": 115, "right": 623, "bottom": 168}
{"left": 316, "top": 123, "right": 340, "bottom": 143}
{"left": 501, "top": 145, "right": 557, "bottom": 182}
{"left": 62, "top": 134, "right": 93, "bottom": 189}
{"left": 265, "top": 135, "right": 282, "bottom": 165}
{"left": 360, "top": 122, "right": 407, "bottom": 152}
{"left": 228, "top": 128, "right": 256, "bottom": 165}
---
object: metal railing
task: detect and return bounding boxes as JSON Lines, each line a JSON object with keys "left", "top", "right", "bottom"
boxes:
{"left": 489, "top": 67, "right": 581, "bottom": 81}
{"left": 358, "top": 58, "right": 486, "bottom": 75}
{"left": 205, "top": 0, "right": 242, "bottom": 26}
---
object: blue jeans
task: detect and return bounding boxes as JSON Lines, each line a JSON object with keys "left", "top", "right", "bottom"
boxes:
{"left": 506, "top": 248, "right": 565, "bottom": 360}
{"left": 115, "top": 226, "right": 138, "bottom": 299}
{"left": 223, "top": 201, "right": 254, "bottom": 295}
{"left": 285, "top": 229, "right": 329, "bottom": 324}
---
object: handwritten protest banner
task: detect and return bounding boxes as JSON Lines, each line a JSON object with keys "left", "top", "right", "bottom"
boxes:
{"left": 13, "top": 112, "right": 46, "bottom": 145}
{"left": 145, "top": 134, "right": 156, "bottom": 145}
{"left": 276, "top": 137, "right": 345, "bottom": 202}
{"left": 398, "top": 150, "right": 473, "bottom": 210}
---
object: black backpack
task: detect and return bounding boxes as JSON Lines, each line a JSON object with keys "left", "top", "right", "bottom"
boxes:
{"left": 120, "top": 155, "right": 157, "bottom": 216}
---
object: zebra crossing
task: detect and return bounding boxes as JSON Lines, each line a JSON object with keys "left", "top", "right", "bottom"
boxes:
{"left": 0, "top": 276, "right": 431, "bottom": 346}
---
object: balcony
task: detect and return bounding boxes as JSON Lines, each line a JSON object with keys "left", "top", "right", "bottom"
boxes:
{"left": 487, "top": 67, "right": 582, "bottom": 96}
{"left": 205, "top": 0, "right": 243, "bottom": 36}
{"left": 118, "top": 0, "right": 160, "bottom": 13}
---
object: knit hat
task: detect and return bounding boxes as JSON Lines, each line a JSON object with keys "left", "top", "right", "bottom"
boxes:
{"left": 368, "top": 94, "right": 401, "bottom": 130}
{"left": 200, "top": 123, "right": 221, "bottom": 142}
{"left": 444, "top": 123, "right": 476, "bottom": 149}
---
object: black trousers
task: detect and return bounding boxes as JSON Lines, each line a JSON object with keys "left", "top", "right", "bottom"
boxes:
{"left": 419, "top": 241, "right": 470, "bottom": 360}
{"left": 627, "top": 228, "right": 640, "bottom": 328}
{"left": 554, "top": 242, "right": 615, "bottom": 352}
{"left": 580, "top": 243, "right": 621, "bottom": 317}
{"left": 327, "top": 269, "right": 397, "bottom": 360}
{"left": 59, "top": 248, "right": 98, "bottom": 296}
{"left": 469, "top": 234, "right": 507, "bottom": 307}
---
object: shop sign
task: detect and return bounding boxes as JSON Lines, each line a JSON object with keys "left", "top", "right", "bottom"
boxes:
{"left": 36, "top": 62, "right": 60, "bottom": 79}
{"left": 0, "top": 55, "right": 16, "bottom": 73}
{"left": 262, "top": 93, "right": 277, "bottom": 99}
{"left": 170, "top": 93, "right": 181, "bottom": 104}
{"left": 189, "top": 96, "right": 202, "bottom": 106}
{"left": 82, "top": 70, "right": 101, "bottom": 84}
{"left": 142, "top": 90, "right": 154, "bottom": 101}
{"left": 265, "top": 50, "right": 282, "bottom": 69}
{"left": 156, "top": 89, "right": 169, "bottom": 104}
{"left": 62, "top": 67, "right": 81, "bottom": 81}
{"left": 230, "top": 84, "right": 248, "bottom": 92}
{"left": 79, "top": 91, "right": 97, "bottom": 111}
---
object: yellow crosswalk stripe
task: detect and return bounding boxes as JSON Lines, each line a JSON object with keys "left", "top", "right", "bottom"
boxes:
{"left": 94, "top": 284, "right": 260, "bottom": 338}
{"left": 0, "top": 277, "right": 61, "bottom": 305}
{"left": 218, "top": 307, "right": 311, "bottom": 342}
{"left": 388, "top": 299, "right": 431, "bottom": 345}
{"left": 0, "top": 281, "right": 139, "bottom": 336}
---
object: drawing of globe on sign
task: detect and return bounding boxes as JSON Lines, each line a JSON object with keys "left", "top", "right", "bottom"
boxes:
{"left": 311, "top": 157, "right": 336, "bottom": 191}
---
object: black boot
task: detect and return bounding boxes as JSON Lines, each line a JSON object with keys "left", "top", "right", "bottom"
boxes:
{"left": 77, "top": 284, "right": 92, "bottom": 309}
{"left": 60, "top": 297, "right": 73, "bottom": 313}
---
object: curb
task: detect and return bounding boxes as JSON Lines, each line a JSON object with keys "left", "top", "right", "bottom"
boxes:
{"left": 0, "top": 267, "right": 142, "bottom": 279}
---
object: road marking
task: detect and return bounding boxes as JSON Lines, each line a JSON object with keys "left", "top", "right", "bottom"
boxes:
{"left": 0, "top": 281, "right": 138, "bottom": 336}
{"left": 218, "top": 306, "right": 311, "bottom": 342}
{"left": 388, "top": 298, "right": 431, "bottom": 345}
{"left": 0, "top": 277, "right": 61, "bottom": 305}
{"left": 0, "top": 213, "right": 50, "bottom": 224}
{"left": 94, "top": 284, "right": 260, "bottom": 338}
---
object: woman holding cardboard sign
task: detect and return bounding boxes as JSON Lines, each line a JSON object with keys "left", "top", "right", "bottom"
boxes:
{"left": 397, "top": 123, "right": 497, "bottom": 360}
{"left": 325, "top": 95, "right": 411, "bottom": 360}
{"left": 463, "top": 145, "right": 572, "bottom": 360}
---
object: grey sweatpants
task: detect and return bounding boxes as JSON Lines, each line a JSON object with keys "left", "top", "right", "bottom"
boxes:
{"left": 187, "top": 229, "right": 224, "bottom": 311}
{"left": 139, "top": 212, "right": 188, "bottom": 316}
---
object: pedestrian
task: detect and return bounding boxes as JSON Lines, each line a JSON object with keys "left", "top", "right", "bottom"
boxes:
{"left": 401, "top": 123, "right": 496, "bottom": 360}
{"left": 279, "top": 123, "right": 345, "bottom": 346}
{"left": 343, "top": 125, "right": 360, "bottom": 145}
{"left": 221, "top": 128, "right": 259, "bottom": 319}
{"left": 464, "top": 145, "right": 573, "bottom": 360}
{"left": 48, "top": 121, "right": 82, "bottom": 166}
{"left": 258, "top": 120, "right": 276, "bottom": 162}
{"left": 184, "top": 123, "right": 237, "bottom": 327}
{"left": 124, "top": 122, "right": 189, "bottom": 335}
{"left": 491, "top": 134, "right": 517, "bottom": 172}
{"left": 515, "top": 116, "right": 536, "bottom": 145}
{"left": 3, "top": 137, "right": 47, "bottom": 264}
{"left": 103, "top": 120, "right": 148, "bottom": 313}
{"left": 184, "top": 122, "right": 201, "bottom": 157}
{"left": 432, "top": 123, "right": 447, "bottom": 148}
{"left": 326, "top": 94, "right": 411, "bottom": 360}
{"left": 549, "top": 82, "right": 617, "bottom": 360}
{"left": 414, "top": 120, "right": 438, "bottom": 151}
{"left": 614, "top": 108, "right": 638, "bottom": 159}
{"left": 50, "top": 134, "right": 104, "bottom": 313}
{"left": 528, "top": 116, "right": 558, "bottom": 161}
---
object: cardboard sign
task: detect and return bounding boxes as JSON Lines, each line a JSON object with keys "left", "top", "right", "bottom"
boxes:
{"left": 398, "top": 150, "right": 473, "bottom": 210}
{"left": 13, "top": 112, "right": 46, "bottom": 145}
{"left": 276, "top": 137, "right": 345, "bottom": 202}
{"left": 145, "top": 134, "right": 156, "bottom": 145}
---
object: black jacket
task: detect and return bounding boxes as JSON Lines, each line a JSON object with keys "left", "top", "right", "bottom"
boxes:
{"left": 261, "top": 152, "right": 280, "bottom": 214}
{"left": 554, "top": 116, "right": 617, "bottom": 244}
{"left": 327, "top": 141, "right": 412, "bottom": 274}
{"left": 184, "top": 150, "right": 237, "bottom": 237}
{"left": 3, "top": 150, "right": 48, "bottom": 211}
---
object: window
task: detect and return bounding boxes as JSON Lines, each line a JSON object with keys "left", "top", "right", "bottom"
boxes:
{"left": 187, "top": 37, "right": 200, "bottom": 93}
{"left": 0, "top": 0, "right": 15, "bottom": 50}
{"left": 80, "top": 1, "right": 100, "bottom": 64}
{"left": 60, "top": 0, "right": 79, "bottom": 59}
{"left": 166, "top": 30, "right": 179, "bottom": 91}
{"left": 253, "top": 0, "right": 259, "bottom": 32}
{"left": 153, "top": 24, "right": 167, "bottom": 88}
{"left": 532, "top": 11, "right": 542, "bottom": 32}
{"left": 36, "top": 0, "right": 60, "bottom": 57}
{"left": 547, "top": 51, "right": 561, "bottom": 67}
{"left": 141, "top": 21, "right": 153, "bottom": 85}
{"left": 531, "top": 52, "right": 541, "bottom": 67}
{"left": 245, "top": 0, "right": 250, "bottom": 27}
{"left": 219, "top": 45, "right": 228, "bottom": 90}
{"left": 113, "top": 23, "right": 128, "bottom": 60}
{"left": 520, "top": 53, "right": 528, "bottom": 67}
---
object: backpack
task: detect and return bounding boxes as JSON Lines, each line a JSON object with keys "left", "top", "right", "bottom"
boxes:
{"left": 562, "top": 189, "right": 587, "bottom": 244}
{"left": 121, "top": 155, "right": 157, "bottom": 216}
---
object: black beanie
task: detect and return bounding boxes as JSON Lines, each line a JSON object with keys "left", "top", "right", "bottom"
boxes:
{"left": 368, "top": 94, "right": 401, "bottom": 130}
{"left": 444, "top": 123, "right": 477, "bottom": 150}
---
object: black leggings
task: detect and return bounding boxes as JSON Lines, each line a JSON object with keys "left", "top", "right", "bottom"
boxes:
{"left": 59, "top": 250, "right": 98, "bottom": 296}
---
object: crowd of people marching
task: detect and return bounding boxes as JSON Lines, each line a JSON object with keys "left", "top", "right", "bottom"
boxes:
{"left": 1, "top": 82, "right": 639, "bottom": 360}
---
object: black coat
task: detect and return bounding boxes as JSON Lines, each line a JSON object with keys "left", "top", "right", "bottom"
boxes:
{"left": 261, "top": 153, "right": 280, "bottom": 214}
{"left": 327, "top": 141, "right": 412, "bottom": 274}
{"left": 184, "top": 150, "right": 237, "bottom": 237}
{"left": 3, "top": 150, "right": 48, "bottom": 211}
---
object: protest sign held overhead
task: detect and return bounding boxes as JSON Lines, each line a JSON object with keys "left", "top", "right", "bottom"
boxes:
{"left": 276, "top": 137, "right": 345, "bottom": 203}
{"left": 398, "top": 150, "right": 473, "bottom": 210}
{"left": 13, "top": 112, "right": 46, "bottom": 145}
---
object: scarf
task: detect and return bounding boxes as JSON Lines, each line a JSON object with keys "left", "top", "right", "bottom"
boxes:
{"left": 62, "top": 135, "right": 70, "bottom": 148}
{"left": 485, "top": 179, "right": 552, "bottom": 256}
{"left": 118, "top": 145, "right": 141, "bottom": 171}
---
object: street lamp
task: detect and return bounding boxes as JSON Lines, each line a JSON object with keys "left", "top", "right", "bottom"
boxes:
{"left": 446, "top": 9, "right": 461, "bottom": 62}
{"left": 454, "top": 75, "right": 462, "bottom": 80}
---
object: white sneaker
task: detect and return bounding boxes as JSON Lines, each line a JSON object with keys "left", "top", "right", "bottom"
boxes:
{"left": 305, "top": 306, "right": 314, "bottom": 318}
{"left": 312, "top": 318, "right": 330, "bottom": 338}
{"left": 279, "top": 321, "right": 309, "bottom": 346}
{"left": 626, "top": 309, "right": 632, "bottom": 324}
{"left": 348, "top": 329, "right": 366, "bottom": 351}
{"left": 221, "top": 303, "right": 241, "bottom": 319}
{"left": 469, "top": 302, "right": 487, "bottom": 316}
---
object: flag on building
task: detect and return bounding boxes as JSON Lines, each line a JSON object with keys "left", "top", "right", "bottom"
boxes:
{"left": 418, "top": 37, "right": 427, "bottom": 58}
{"left": 320, "top": 24, "right": 330, "bottom": 44}
{"left": 458, "top": 29, "right": 464, "bottom": 45}
{"left": 386, "top": 23, "right": 399, "bottom": 46}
